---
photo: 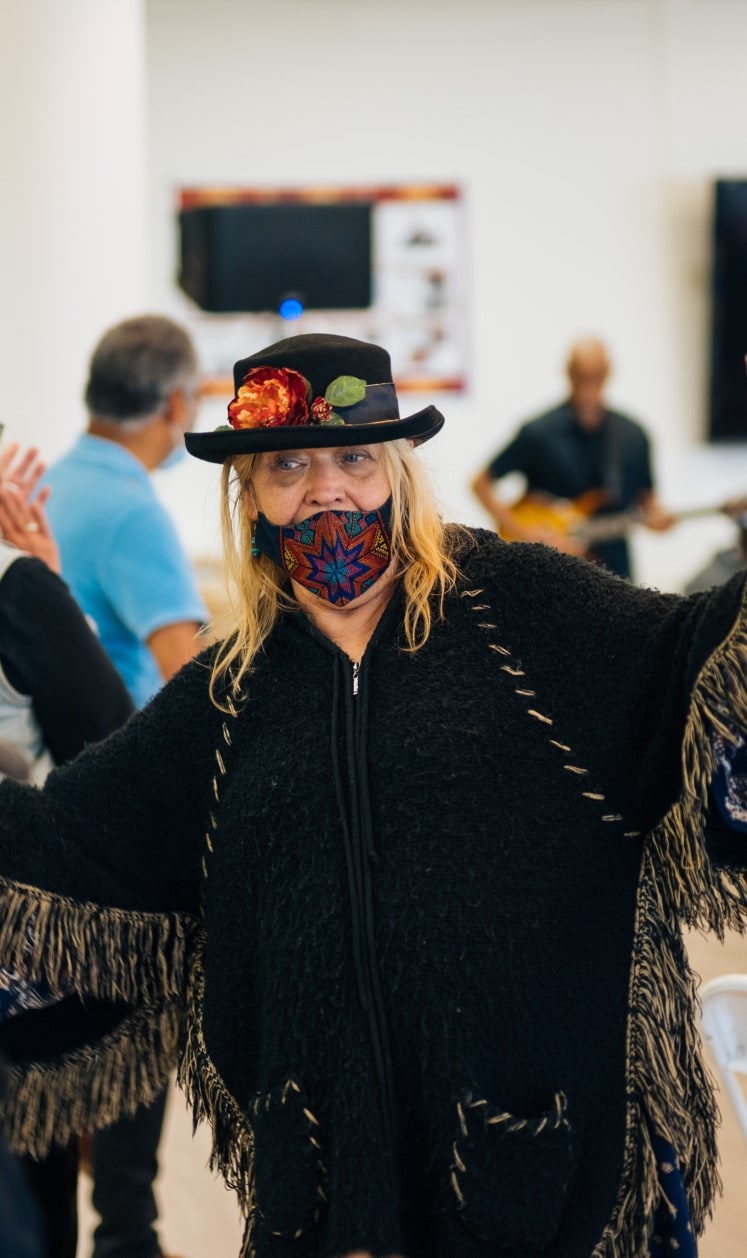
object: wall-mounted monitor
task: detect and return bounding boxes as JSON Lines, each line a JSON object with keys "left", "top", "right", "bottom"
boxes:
{"left": 709, "top": 179, "right": 747, "bottom": 441}
{"left": 178, "top": 198, "right": 372, "bottom": 314}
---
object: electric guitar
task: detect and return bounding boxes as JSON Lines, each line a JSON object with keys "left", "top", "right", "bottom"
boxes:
{"left": 499, "top": 490, "right": 743, "bottom": 557}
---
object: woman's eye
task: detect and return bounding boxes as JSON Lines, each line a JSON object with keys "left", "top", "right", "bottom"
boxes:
{"left": 343, "top": 450, "right": 369, "bottom": 465}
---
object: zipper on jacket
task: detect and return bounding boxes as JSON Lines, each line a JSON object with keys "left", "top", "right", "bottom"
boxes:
{"left": 331, "top": 654, "right": 398, "bottom": 1189}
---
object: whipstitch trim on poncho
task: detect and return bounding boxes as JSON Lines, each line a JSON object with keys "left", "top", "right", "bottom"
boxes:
{"left": 460, "top": 586, "right": 639, "bottom": 833}
{"left": 178, "top": 692, "right": 260, "bottom": 1254}
{"left": 462, "top": 579, "right": 747, "bottom": 1257}
{"left": 180, "top": 674, "right": 326, "bottom": 1256}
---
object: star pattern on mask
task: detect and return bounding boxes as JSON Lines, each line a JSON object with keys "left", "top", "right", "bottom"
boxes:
{"left": 283, "top": 510, "right": 390, "bottom": 605}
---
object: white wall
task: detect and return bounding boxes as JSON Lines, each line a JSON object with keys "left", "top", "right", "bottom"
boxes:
{"left": 5, "top": 0, "right": 747, "bottom": 592}
{"left": 142, "top": 0, "right": 747, "bottom": 590}
{"left": 0, "top": 0, "right": 148, "bottom": 456}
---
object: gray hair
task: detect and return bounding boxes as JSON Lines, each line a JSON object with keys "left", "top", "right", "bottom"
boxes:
{"left": 84, "top": 315, "right": 198, "bottom": 424}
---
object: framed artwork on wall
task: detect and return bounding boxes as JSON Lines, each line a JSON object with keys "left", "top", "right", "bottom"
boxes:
{"left": 173, "top": 183, "right": 468, "bottom": 394}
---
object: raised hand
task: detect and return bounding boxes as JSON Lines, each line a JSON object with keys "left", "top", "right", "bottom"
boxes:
{"left": 0, "top": 443, "right": 47, "bottom": 504}
{"left": 0, "top": 446, "right": 61, "bottom": 573}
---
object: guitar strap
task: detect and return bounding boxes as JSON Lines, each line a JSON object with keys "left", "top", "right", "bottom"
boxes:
{"left": 601, "top": 412, "right": 624, "bottom": 508}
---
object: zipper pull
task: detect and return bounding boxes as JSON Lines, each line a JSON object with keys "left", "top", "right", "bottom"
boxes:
{"left": 352, "top": 660, "right": 360, "bottom": 697}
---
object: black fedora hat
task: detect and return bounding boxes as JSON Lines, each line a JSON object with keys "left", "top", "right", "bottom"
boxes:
{"left": 185, "top": 333, "right": 445, "bottom": 463}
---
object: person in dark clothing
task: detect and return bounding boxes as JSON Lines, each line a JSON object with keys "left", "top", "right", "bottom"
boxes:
{"left": 0, "top": 335, "right": 746, "bottom": 1258}
{"left": 471, "top": 338, "right": 674, "bottom": 578}
{"left": 0, "top": 1049, "right": 45, "bottom": 1258}
{"left": 684, "top": 505, "right": 747, "bottom": 595}
{"left": 0, "top": 523, "right": 135, "bottom": 768}
{"left": 0, "top": 448, "right": 135, "bottom": 1258}
{"left": 0, "top": 729, "right": 48, "bottom": 1258}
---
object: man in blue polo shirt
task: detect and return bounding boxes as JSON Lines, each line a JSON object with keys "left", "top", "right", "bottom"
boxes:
{"left": 45, "top": 313, "right": 207, "bottom": 1258}
{"left": 46, "top": 315, "right": 207, "bottom": 710}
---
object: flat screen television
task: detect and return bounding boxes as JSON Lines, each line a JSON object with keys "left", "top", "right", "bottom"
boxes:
{"left": 709, "top": 179, "right": 747, "bottom": 441}
{"left": 178, "top": 200, "right": 373, "bottom": 314}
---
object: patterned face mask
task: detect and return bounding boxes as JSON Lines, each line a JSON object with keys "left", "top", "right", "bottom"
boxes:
{"left": 252, "top": 499, "right": 393, "bottom": 606}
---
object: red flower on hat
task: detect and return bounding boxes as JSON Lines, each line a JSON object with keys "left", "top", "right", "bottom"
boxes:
{"left": 310, "top": 396, "right": 333, "bottom": 423}
{"left": 227, "top": 367, "right": 310, "bottom": 430}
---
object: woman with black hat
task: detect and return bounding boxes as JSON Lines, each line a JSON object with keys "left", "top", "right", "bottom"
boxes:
{"left": 0, "top": 333, "right": 745, "bottom": 1258}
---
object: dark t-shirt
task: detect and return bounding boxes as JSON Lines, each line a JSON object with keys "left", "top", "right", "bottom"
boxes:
{"left": 487, "top": 400, "right": 655, "bottom": 578}
{"left": 0, "top": 556, "right": 134, "bottom": 765}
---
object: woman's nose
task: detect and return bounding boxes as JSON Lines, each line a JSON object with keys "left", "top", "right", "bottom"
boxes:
{"left": 305, "top": 463, "right": 346, "bottom": 507}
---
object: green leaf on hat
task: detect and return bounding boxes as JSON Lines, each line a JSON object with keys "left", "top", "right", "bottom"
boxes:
{"left": 325, "top": 375, "right": 366, "bottom": 408}
{"left": 326, "top": 410, "right": 346, "bottom": 426}
{"left": 214, "top": 424, "right": 233, "bottom": 431}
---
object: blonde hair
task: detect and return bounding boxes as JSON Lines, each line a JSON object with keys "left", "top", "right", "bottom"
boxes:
{"left": 209, "top": 440, "right": 463, "bottom": 709}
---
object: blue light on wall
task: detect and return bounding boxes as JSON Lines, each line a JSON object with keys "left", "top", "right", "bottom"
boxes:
{"left": 278, "top": 296, "right": 304, "bottom": 320}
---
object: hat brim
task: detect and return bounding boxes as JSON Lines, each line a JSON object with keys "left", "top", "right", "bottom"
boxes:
{"left": 185, "top": 405, "right": 445, "bottom": 464}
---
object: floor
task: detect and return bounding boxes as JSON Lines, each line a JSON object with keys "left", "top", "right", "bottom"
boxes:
{"left": 76, "top": 1087, "right": 244, "bottom": 1258}
{"left": 685, "top": 924, "right": 747, "bottom": 1258}
{"left": 75, "top": 926, "right": 747, "bottom": 1258}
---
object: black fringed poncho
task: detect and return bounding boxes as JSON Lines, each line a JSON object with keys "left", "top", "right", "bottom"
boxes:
{"left": 0, "top": 529, "right": 746, "bottom": 1258}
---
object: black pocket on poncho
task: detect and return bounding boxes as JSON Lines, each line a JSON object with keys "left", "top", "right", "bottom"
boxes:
{"left": 450, "top": 1088, "right": 575, "bottom": 1251}
{"left": 251, "top": 1077, "right": 327, "bottom": 1239}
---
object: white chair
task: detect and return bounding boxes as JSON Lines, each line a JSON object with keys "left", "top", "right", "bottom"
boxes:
{"left": 700, "top": 973, "right": 747, "bottom": 1148}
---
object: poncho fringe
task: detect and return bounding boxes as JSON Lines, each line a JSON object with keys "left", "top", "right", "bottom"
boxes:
{"left": 0, "top": 876, "right": 191, "bottom": 1004}
{"left": 591, "top": 588, "right": 747, "bottom": 1257}
{"left": 0, "top": 878, "right": 193, "bottom": 1157}
{"left": 3, "top": 995, "right": 183, "bottom": 1159}
{"left": 177, "top": 932, "right": 257, "bottom": 1251}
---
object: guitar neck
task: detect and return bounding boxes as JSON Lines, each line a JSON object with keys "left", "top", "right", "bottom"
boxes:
{"left": 575, "top": 504, "right": 720, "bottom": 545}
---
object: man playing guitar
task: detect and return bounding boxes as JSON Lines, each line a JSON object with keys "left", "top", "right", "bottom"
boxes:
{"left": 471, "top": 338, "right": 674, "bottom": 578}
